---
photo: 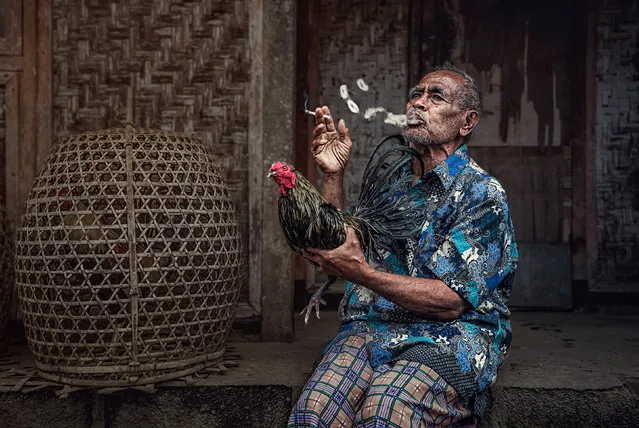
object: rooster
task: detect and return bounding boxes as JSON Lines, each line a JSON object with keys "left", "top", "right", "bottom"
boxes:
{"left": 268, "top": 135, "right": 425, "bottom": 324}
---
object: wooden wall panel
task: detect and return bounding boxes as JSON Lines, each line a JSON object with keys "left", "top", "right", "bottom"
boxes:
{"left": 0, "top": 0, "right": 22, "bottom": 56}
{"left": 52, "top": 0, "right": 251, "bottom": 298}
{"left": 424, "top": 0, "right": 574, "bottom": 307}
{"left": 469, "top": 147, "right": 567, "bottom": 245}
{"left": 0, "top": 72, "right": 19, "bottom": 220}
{"left": 0, "top": 86, "right": 5, "bottom": 205}
{"left": 0, "top": 0, "right": 51, "bottom": 320}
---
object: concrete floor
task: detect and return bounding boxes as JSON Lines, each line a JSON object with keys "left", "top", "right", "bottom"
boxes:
{"left": 0, "top": 310, "right": 638, "bottom": 427}
{"left": 229, "top": 310, "right": 639, "bottom": 427}
{"left": 228, "top": 310, "right": 639, "bottom": 389}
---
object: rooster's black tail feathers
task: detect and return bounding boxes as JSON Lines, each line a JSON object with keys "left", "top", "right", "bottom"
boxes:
{"left": 350, "top": 135, "right": 425, "bottom": 268}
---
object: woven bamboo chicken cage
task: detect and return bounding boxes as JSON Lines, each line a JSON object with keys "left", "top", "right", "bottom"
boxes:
{"left": 15, "top": 123, "right": 244, "bottom": 386}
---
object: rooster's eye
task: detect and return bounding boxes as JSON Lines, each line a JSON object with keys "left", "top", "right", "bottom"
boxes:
{"left": 282, "top": 166, "right": 288, "bottom": 171}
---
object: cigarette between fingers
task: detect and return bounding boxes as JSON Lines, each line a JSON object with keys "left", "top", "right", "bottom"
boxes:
{"left": 305, "top": 110, "right": 331, "bottom": 120}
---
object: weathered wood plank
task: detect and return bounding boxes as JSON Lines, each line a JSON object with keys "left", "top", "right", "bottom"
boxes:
{"left": 470, "top": 146, "right": 564, "bottom": 244}
{"left": 547, "top": 165, "right": 562, "bottom": 242}
{"left": 294, "top": 0, "right": 310, "bottom": 284}
{"left": 585, "top": 0, "right": 598, "bottom": 285}
{"left": 407, "top": 0, "right": 423, "bottom": 87}
{"left": 570, "top": 0, "right": 591, "bottom": 281}
{"left": 0, "top": 57, "right": 24, "bottom": 71}
{"left": 532, "top": 166, "right": 548, "bottom": 242}
{"left": 3, "top": 74, "right": 19, "bottom": 226}
{"left": 36, "top": 0, "right": 52, "bottom": 170}
{"left": 0, "top": 0, "right": 22, "bottom": 55}
{"left": 19, "top": 0, "right": 37, "bottom": 219}
{"left": 248, "top": 0, "right": 264, "bottom": 316}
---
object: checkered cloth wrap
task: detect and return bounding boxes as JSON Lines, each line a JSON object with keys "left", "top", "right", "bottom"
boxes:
{"left": 289, "top": 334, "right": 476, "bottom": 427}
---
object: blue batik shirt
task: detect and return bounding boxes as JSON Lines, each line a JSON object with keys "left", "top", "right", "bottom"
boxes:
{"left": 329, "top": 144, "right": 518, "bottom": 413}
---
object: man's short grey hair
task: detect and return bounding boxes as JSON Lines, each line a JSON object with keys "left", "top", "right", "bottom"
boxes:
{"left": 431, "top": 63, "right": 482, "bottom": 112}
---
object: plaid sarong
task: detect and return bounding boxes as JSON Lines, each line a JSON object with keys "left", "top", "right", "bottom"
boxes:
{"left": 288, "top": 334, "right": 475, "bottom": 427}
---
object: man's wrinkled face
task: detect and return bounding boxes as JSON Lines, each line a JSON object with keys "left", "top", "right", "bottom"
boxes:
{"left": 402, "top": 70, "right": 466, "bottom": 147}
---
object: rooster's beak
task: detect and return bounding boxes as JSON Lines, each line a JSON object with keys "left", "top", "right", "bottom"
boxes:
{"left": 267, "top": 171, "right": 278, "bottom": 178}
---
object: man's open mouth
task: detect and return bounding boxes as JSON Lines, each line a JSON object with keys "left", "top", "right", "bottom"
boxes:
{"left": 405, "top": 113, "right": 427, "bottom": 127}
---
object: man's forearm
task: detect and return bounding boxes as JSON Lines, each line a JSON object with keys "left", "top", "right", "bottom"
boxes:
{"left": 350, "top": 265, "right": 467, "bottom": 321}
{"left": 321, "top": 172, "right": 345, "bottom": 209}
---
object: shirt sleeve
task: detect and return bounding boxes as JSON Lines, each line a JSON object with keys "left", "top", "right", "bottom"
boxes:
{"left": 421, "top": 193, "right": 518, "bottom": 309}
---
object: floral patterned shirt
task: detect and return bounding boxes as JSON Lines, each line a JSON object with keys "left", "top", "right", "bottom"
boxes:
{"left": 331, "top": 144, "right": 518, "bottom": 407}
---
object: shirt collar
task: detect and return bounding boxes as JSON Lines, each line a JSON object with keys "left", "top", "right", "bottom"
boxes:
{"left": 429, "top": 144, "right": 470, "bottom": 190}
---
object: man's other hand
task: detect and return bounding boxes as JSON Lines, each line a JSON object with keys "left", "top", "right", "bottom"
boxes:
{"left": 304, "top": 227, "right": 373, "bottom": 284}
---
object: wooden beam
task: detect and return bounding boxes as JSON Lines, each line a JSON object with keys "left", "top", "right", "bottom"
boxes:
{"left": 417, "top": 0, "right": 438, "bottom": 80}
{"left": 259, "top": 0, "right": 296, "bottom": 341}
{"left": 248, "top": 0, "right": 264, "bottom": 316}
{"left": 36, "top": 0, "right": 53, "bottom": 169}
{"left": 570, "top": 0, "right": 589, "bottom": 281}
{"left": 303, "top": 0, "right": 320, "bottom": 294}
{"left": 294, "top": 0, "right": 310, "bottom": 286}
{"left": 19, "top": 0, "right": 38, "bottom": 218}
{"left": 407, "top": 0, "right": 423, "bottom": 88}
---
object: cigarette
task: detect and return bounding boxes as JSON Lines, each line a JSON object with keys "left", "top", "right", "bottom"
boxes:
{"left": 305, "top": 109, "right": 331, "bottom": 120}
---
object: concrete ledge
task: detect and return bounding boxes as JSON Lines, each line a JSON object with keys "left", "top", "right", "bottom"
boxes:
{"left": 1, "top": 311, "right": 638, "bottom": 427}
{"left": 105, "top": 386, "right": 291, "bottom": 428}
{"left": 483, "top": 385, "right": 639, "bottom": 428}
{"left": 0, "top": 391, "right": 94, "bottom": 428}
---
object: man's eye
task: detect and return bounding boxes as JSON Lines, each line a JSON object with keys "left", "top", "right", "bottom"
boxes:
{"left": 431, "top": 94, "right": 443, "bottom": 101}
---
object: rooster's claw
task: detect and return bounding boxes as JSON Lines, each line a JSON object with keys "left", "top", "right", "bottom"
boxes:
{"left": 300, "top": 295, "right": 327, "bottom": 326}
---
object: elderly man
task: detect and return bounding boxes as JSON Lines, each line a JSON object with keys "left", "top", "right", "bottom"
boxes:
{"left": 288, "top": 64, "right": 518, "bottom": 427}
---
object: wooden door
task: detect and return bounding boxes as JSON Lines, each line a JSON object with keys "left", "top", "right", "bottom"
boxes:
{"left": 0, "top": 0, "right": 22, "bottom": 225}
{"left": 0, "top": 0, "right": 50, "bottom": 226}
{"left": 411, "top": 0, "right": 575, "bottom": 308}
{"left": 299, "top": 0, "right": 575, "bottom": 308}
{"left": 0, "top": 0, "right": 51, "bottom": 316}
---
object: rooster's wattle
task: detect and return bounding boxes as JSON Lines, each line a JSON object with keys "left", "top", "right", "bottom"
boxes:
{"left": 268, "top": 135, "right": 425, "bottom": 324}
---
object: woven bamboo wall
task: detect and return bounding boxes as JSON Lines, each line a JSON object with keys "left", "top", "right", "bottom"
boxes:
{"left": 52, "top": 0, "right": 250, "bottom": 296}
{"left": 315, "top": 0, "right": 410, "bottom": 210}
{"left": 595, "top": 0, "right": 639, "bottom": 286}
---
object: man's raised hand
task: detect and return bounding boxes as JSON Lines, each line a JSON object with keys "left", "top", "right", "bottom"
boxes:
{"left": 312, "top": 106, "right": 352, "bottom": 175}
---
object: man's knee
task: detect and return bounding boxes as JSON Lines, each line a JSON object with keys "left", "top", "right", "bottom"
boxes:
{"left": 355, "top": 392, "right": 408, "bottom": 426}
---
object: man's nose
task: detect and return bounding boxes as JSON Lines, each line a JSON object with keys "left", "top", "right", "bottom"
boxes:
{"left": 411, "top": 94, "right": 428, "bottom": 111}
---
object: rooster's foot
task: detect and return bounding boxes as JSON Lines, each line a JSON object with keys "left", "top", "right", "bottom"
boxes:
{"left": 300, "top": 294, "right": 327, "bottom": 326}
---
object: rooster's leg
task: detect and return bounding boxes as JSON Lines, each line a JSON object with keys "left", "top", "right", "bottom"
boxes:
{"left": 300, "top": 275, "right": 336, "bottom": 325}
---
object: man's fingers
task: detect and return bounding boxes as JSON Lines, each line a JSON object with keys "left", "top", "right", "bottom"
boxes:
{"left": 337, "top": 119, "right": 350, "bottom": 141}
{"left": 322, "top": 106, "right": 336, "bottom": 132}
{"left": 314, "top": 107, "right": 324, "bottom": 126}
{"left": 344, "top": 226, "right": 359, "bottom": 243}
{"left": 313, "top": 123, "right": 326, "bottom": 137}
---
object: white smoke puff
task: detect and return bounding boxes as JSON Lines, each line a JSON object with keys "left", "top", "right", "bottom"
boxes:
{"left": 347, "top": 99, "right": 360, "bottom": 114}
{"left": 363, "top": 107, "right": 405, "bottom": 127}
{"left": 356, "top": 78, "right": 369, "bottom": 92}
{"left": 339, "top": 85, "right": 349, "bottom": 100}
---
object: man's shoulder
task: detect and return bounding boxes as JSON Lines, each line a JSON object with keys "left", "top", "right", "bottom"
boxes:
{"left": 457, "top": 157, "right": 508, "bottom": 202}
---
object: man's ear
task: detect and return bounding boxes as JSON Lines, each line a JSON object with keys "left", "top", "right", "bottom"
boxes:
{"left": 459, "top": 110, "right": 479, "bottom": 137}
